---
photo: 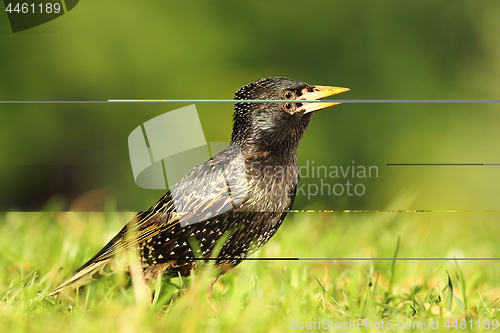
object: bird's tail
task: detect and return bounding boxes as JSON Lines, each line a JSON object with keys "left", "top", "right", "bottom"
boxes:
{"left": 48, "top": 221, "right": 136, "bottom": 297}
{"left": 48, "top": 259, "right": 111, "bottom": 297}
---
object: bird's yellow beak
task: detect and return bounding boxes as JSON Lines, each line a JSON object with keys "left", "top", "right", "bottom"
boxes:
{"left": 298, "top": 85, "right": 350, "bottom": 114}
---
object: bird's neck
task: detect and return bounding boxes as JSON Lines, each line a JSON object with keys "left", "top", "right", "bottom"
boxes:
{"left": 232, "top": 121, "right": 311, "bottom": 165}
{"left": 237, "top": 141, "right": 299, "bottom": 168}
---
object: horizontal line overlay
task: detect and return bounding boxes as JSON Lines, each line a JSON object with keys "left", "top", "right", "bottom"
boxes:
{"left": 285, "top": 210, "right": 500, "bottom": 213}
{"left": 166, "top": 257, "right": 500, "bottom": 261}
{"left": 107, "top": 99, "right": 500, "bottom": 104}
{"left": 4, "top": 210, "right": 498, "bottom": 213}
{"left": 387, "top": 163, "right": 500, "bottom": 166}
{"left": 0, "top": 99, "right": 499, "bottom": 104}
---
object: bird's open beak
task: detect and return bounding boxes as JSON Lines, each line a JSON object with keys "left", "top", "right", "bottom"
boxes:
{"left": 298, "top": 85, "right": 350, "bottom": 114}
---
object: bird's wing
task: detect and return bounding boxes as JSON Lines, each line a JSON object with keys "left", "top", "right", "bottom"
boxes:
{"left": 50, "top": 144, "right": 248, "bottom": 295}
{"left": 82, "top": 144, "right": 248, "bottom": 265}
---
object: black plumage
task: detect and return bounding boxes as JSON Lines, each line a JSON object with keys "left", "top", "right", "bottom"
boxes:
{"left": 50, "top": 77, "right": 348, "bottom": 295}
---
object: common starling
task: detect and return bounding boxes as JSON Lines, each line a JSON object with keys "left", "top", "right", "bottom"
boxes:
{"left": 50, "top": 77, "right": 349, "bottom": 295}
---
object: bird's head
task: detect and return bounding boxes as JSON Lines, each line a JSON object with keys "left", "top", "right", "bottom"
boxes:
{"left": 232, "top": 77, "right": 349, "bottom": 153}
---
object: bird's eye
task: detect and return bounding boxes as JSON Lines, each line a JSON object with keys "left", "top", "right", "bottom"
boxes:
{"left": 284, "top": 92, "right": 292, "bottom": 99}
{"left": 284, "top": 103, "right": 292, "bottom": 110}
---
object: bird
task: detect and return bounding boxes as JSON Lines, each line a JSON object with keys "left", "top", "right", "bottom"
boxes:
{"left": 50, "top": 77, "right": 349, "bottom": 296}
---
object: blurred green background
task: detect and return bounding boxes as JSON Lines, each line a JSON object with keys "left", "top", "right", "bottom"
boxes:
{"left": 0, "top": 0, "right": 499, "bottom": 213}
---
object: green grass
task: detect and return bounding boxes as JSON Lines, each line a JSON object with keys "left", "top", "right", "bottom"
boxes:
{"left": 1, "top": 211, "right": 500, "bottom": 332}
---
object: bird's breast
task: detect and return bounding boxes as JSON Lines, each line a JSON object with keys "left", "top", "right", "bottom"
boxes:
{"left": 238, "top": 160, "right": 299, "bottom": 213}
